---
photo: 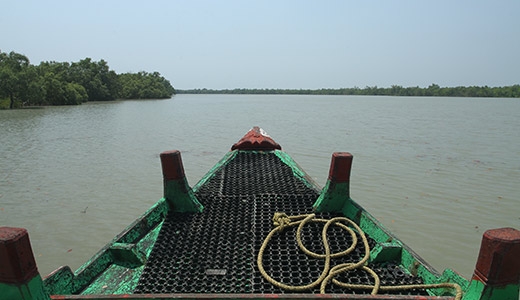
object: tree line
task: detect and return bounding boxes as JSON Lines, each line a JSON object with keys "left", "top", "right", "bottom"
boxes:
{"left": 0, "top": 50, "right": 175, "bottom": 109}
{"left": 178, "top": 84, "right": 520, "bottom": 98}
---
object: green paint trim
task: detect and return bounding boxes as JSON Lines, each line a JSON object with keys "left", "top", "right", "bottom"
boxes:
{"left": 109, "top": 243, "right": 146, "bottom": 268}
{"left": 43, "top": 266, "right": 74, "bottom": 295}
{"left": 43, "top": 199, "right": 168, "bottom": 295}
{"left": 193, "top": 150, "right": 321, "bottom": 195}
{"left": 341, "top": 198, "right": 464, "bottom": 297}
{"left": 400, "top": 246, "right": 441, "bottom": 279}
{"left": 369, "top": 242, "right": 402, "bottom": 263}
{"left": 340, "top": 197, "right": 361, "bottom": 220}
{"left": 463, "top": 279, "right": 520, "bottom": 300}
{"left": 73, "top": 199, "right": 168, "bottom": 274}
{"left": 192, "top": 151, "right": 237, "bottom": 192}
{"left": 0, "top": 274, "right": 49, "bottom": 300}
{"left": 439, "top": 269, "right": 469, "bottom": 292}
{"left": 274, "top": 150, "right": 321, "bottom": 192}
{"left": 356, "top": 209, "right": 393, "bottom": 244}
{"left": 79, "top": 222, "right": 163, "bottom": 295}
{"left": 72, "top": 252, "right": 113, "bottom": 293}
{"left": 135, "top": 221, "right": 163, "bottom": 260}
{"left": 80, "top": 264, "right": 145, "bottom": 295}
{"left": 313, "top": 180, "right": 350, "bottom": 212}
{"left": 115, "top": 198, "right": 169, "bottom": 244}
{"left": 164, "top": 179, "right": 203, "bottom": 213}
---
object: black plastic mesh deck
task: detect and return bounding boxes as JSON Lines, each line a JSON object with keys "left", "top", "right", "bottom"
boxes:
{"left": 134, "top": 151, "right": 427, "bottom": 295}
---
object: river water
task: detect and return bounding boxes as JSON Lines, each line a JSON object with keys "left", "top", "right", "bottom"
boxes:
{"left": 1, "top": 95, "right": 519, "bottom": 280}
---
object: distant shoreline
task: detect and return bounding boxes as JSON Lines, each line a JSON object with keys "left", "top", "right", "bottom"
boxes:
{"left": 177, "top": 84, "right": 520, "bottom": 98}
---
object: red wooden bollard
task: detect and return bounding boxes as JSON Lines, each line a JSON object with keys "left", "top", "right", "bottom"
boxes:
{"left": 328, "top": 152, "right": 353, "bottom": 183}
{"left": 472, "top": 227, "right": 520, "bottom": 286}
{"left": 160, "top": 150, "right": 186, "bottom": 181}
{"left": 0, "top": 227, "right": 49, "bottom": 300}
{"left": 0, "top": 227, "right": 39, "bottom": 284}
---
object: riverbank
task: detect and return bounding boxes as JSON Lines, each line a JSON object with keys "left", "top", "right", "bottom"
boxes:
{"left": 4, "top": 84, "right": 518, "bottom": 110}
{"left": 0, "top": 98, "right": 9, "bottom": 109}
{"left": 0, "top": 98, "right": 46, "bottom": 109}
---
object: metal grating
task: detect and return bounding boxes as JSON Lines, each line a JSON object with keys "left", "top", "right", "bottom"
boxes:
{"left": 134, "top": 151, "right": 427, "bottom": 295}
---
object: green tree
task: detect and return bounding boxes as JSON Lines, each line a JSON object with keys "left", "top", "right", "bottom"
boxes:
{"left": 18, "top": 65, "right": 45, "bottom": 105}
{"left": 0, "top": 50, "right": 30, "bottom": 108}
{"left": 39, "top": 71, "right": 87, "bottom": 105}
{"left": 68, "top": 58, "right": 119, "bottom": 101}
{"left": 117, "top": 71, "right": 175, "bottom": 99}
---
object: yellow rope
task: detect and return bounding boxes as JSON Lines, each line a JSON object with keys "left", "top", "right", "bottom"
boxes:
{"left": 257, "top": 213, "right": 462, "bottom": 299}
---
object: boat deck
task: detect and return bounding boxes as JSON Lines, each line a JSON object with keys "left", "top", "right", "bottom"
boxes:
{"left": 134, "top": 151, "right": 427, "bottom": 295}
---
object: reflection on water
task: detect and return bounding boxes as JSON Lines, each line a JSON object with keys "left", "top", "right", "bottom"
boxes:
{"left": 1, "top": 95, "right": 519, "bottom": 278}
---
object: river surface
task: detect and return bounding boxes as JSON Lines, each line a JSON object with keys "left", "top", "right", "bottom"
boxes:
{"left": 1, "top": 95, "right": 519, "bottom": 280}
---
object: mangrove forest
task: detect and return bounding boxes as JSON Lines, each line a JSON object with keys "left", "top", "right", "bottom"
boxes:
{"left": 0, "top": 50, "right": 175, "bottom": 109}
{"left": 178, "top": 84, "right": 520, "bottom": 98}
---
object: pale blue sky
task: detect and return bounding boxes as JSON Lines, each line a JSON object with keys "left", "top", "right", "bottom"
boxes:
{"left": 2, "top": 0, "right": 519, "bottom": 89}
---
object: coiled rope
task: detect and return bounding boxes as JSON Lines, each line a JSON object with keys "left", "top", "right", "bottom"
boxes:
{"left": 257, "top": 212, "right": 462, "bottom": 299}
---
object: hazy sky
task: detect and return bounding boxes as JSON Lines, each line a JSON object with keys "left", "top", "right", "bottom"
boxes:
{"left": 2, "top": 0, "right": 519, "bottom": 89}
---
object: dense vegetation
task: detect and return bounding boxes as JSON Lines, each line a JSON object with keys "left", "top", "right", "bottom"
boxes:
{"left": 178, "top": 84, "right": 520, "bottom": 98}
{"left": 0, "top": 50, "right": 175, "bottom": 109}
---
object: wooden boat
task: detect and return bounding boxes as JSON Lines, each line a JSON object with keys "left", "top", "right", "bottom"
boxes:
{"left": 1, "top": 127, "right": 519, "bottom": 300}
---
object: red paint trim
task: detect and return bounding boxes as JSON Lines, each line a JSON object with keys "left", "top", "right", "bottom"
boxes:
{"left": 472, "top": 227, "right": 520, "bottom": 286}
{"left": 231, "top": 127, "right": 282, "bottom": 151}
{"left": 0, "top": 227, "right": 39, "bottom": 284}
{"left": 50, "top": 294, "right": 453, "bottom": 299}
{"left": 160, "top": 150, "right": 185, "bottom": 181}
{"left": 328, "top": 152, "right": 353, "bottom": 183}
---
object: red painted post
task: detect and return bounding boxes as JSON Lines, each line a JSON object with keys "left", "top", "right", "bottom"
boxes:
{"left": 0, "top": 227, "right": 49, "bottom": 299}
{"left": 463, "top": 227, "right": 520, "bottom": 299}
{"left": 160, "top": 150, "right": 185, "bottom": 181}
{"left": 328, "top": 152, "right": 353, "bottom": 183}
{"left": 0, "top": 227, "right": 38, "bottom": 284}
{"left": 472, "top": 227, "right": 520, "bottom": 286}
